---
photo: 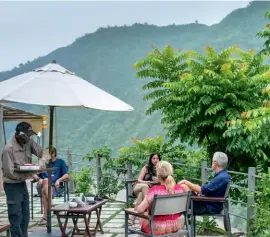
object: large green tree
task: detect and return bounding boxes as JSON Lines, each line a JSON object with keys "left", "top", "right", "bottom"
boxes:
{"left": 134, "top": 45, "right": 270, "bottom": 170}
{"left": 222, "top": 11, "right": 270, "bottom": 236}
{"left": 224, "top": 10, "right": 270, "bottom": 169}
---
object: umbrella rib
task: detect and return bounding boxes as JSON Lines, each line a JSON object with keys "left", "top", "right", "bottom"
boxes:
{"left": 59, "top": 74, "right": 84, "bottom": 107}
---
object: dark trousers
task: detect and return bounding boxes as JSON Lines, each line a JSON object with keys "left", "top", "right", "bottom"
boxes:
{"left": 192, "top": 200, "right": 208, "bottom": 215}
{"left": 190, "top": 192, "right": 209, "bottom": 215}
{"left": 4, "top": 182, "right": 30, "bottom": 237}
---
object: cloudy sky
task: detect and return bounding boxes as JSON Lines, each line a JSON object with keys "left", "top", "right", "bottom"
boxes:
{"left": 0, "top": 1, "right": 249, "bottom": 71}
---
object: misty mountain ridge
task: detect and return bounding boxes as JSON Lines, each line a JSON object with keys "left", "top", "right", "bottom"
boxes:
{"left": 0, "top": 1, "right": 269, "bottom": 156}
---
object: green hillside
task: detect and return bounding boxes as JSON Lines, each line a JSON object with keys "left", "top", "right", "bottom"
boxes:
{"left": 0, "top": 1, "right": 269, "bottom": 155}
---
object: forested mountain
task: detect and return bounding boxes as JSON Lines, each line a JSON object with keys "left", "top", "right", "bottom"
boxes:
{"left": 0, "top": 1, "right": 269, "bottom": 155}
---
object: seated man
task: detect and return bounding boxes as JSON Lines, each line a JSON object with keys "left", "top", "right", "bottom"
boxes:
{"left": 179, "top": 152, "right": 231, "bottom": 215}
{"left": 32, "top": 147, "right": 69, "bottom": 225}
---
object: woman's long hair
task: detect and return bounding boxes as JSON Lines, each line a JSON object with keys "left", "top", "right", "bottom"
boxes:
{"left": 147, "top": 152, "right": 161, "bottom": 176}
{"left": 156, "top": 161, "right": 176, "bottom": 194}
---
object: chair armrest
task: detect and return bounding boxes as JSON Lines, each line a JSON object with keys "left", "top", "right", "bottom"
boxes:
{"left": 124, "top": 208, "right": 149, "bottom": 219}
{"left": 0, "top": 224, "right": 11, "bottom": 233}
{"left": 191, "top": 196, "right": 226, "bottom": 202}
{"left": 125, "top": 179, "right": 138, "bottom": 184}
{"left": 51, "top": 178, "right": 70, "bottom": 187}
{"left": 54, "top": 174, "right": 70, "bottom": 184}
{"left": 60, "top": 178, "right": 70, "bottom": 183}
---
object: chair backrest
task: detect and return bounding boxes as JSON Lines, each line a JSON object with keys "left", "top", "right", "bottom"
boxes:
{"left": 150, "top": 191, "right": 191, "bottom": 216}
{"left": 224, "top": 180, "right": 231, "bottom": 198}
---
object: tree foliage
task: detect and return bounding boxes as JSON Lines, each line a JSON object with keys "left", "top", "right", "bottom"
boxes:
{"left": 79, "top": 145, "right": 124, "bottom": 199}
{"left": 248, "top": 169, "right": 270, "bottom": 237}
{"left": 134, "top": 45, "right": 270, "bottom": 169}
{"left": 257, "top": 10, "right": 270, "bottom": 56}
{"left": 224, "top": 98, "right": 270, "bottom": 167}
{"left": 114, "top": 135, "right": 207, "bottom": 183}
{"left": 116, "top": 136, "right": 186, "bottom": 175}
{"left": 224, "top": 10, "right": 270, "bottom": 168}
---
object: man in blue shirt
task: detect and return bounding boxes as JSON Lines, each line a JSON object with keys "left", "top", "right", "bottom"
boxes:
{"left": 179, "top": 152, "right": 231, "bottom": 214}
{"left": 32, "top": 147, "right": 69, "bottom": 225}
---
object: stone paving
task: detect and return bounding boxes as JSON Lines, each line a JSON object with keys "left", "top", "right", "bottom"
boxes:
{"left": 0, "top": 180, "right": 227, "bottom": 237}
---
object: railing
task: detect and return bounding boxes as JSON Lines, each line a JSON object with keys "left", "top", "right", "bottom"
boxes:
{"left": 57, "top": 149, "right": 129, "bottom": 192}
{"left": 57, "top": 148, "right": 261, "bottom": 234}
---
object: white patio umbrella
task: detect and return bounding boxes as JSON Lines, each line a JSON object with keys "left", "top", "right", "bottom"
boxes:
{"left": 0, "top": 60, "right": 134, "bottom": 234}
{"left": 0, "top": 61, "right": 133, "bottom": 111}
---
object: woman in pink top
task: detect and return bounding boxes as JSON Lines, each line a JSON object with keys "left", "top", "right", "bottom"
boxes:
{"left": 136, "top": 161, "right": 184, "bottom": 235}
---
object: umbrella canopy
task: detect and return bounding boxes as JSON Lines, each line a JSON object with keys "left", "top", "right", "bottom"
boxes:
{"left": 0, "top": 61, "right": 134, "bottom": 111}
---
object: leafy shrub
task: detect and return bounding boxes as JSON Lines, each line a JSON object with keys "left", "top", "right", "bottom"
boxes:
{"left": 71, "top": 166, "right": 96, "bottom": 195}
{"left": 248, "top": 169, "right": 270, "bottom": 236}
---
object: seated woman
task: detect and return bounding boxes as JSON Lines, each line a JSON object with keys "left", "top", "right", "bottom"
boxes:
{"left": 137, "top": 161, "right": 184, "bottom": 235}
{"left": 129, "top": 153, "right": 160, "bottom": 225}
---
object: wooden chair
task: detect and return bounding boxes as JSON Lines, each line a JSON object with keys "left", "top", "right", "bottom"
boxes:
{"left": 30, "top": 179, "right": 70, "bottom": 220}
{"left": 190, "top": 182, "right": 232, "bottom": 237}
{"left": 125, "top": 191, "right": 192, "bottom": 237}
{"left": 125, "top": 179, "right": 137, "bottom": 205}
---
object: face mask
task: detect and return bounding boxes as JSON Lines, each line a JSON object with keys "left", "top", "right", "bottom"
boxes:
{"left": 18, "top": 132, "right": 30, "bottom": 144}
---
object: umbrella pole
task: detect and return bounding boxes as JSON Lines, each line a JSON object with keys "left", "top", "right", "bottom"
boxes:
{"left": 47, "top": 106, "right": 54, "bottom": 233}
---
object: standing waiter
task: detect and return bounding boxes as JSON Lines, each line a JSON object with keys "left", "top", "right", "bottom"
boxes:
{"left": 1, "top": 122, "right": 50, "bottom": 237}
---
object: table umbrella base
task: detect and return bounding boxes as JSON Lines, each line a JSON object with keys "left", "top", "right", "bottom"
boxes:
{"left": 29, "top": 228, "right": 71, "bottom": 237}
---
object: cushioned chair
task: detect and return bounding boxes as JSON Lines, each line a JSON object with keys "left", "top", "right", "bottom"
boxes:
{"left": 125, "top": 191, "right": 192, "bottom": 237}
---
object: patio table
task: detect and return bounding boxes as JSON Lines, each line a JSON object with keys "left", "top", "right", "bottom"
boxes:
{"left": 51, "top": 199, "right": 107, "bottom": 237}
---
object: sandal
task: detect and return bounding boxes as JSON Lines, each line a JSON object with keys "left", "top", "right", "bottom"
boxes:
{"left": 38, "top": 217, "right": 47, "bottom": 226}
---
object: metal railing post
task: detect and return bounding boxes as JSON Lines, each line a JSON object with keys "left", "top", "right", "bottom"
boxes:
{"left": 96, "top": 154, "right": 102, "bottom": 192}
{"left": 247, "top": 167, "right": 256, "bottom": 233}
{"left": 201, "top": 161, "right": 208, "bottom": 184}
{"left": 67, "top": 148, "right": 74, "bottom": 193}
{"left": 127, "top": 162, "right": 133, "bottom": 197}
